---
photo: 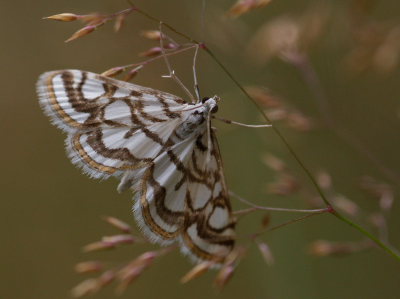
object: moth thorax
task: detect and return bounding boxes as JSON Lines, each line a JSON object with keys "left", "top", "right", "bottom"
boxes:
{"left": 175, "top": 110, "right": 206, "bottom": 138}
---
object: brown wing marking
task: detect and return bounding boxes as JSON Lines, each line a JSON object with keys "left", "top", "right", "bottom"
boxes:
{"left": 133, "top": 138, "right": 195, "bottom": 244}
{"left": 70, "top": 130, "right": 152, "bottom": 177}
{"left": 180, "top": 131, "right": 236, "bottom": 264}
{"left": 138, "top": 166, "right": 184, "bottom": 241}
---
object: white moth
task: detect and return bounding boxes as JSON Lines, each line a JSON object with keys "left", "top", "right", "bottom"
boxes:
{"left": 36, "top": 70, "right": 235, "bottom": 264}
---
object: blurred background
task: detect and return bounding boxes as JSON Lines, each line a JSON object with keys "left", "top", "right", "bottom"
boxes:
{"left": 2, "top": 0, "right": 400, "bottom": 298}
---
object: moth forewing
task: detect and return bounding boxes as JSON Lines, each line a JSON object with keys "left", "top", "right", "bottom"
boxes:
{"left": 37, "top": 70, "right": 187, "bottom": 179}
{"left": 37, "top": 70, "right": 235, "bottom": 265}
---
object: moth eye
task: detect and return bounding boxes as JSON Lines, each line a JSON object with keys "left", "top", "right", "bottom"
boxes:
{"left": 211, "top": 105, "right": 218, "bottom": 113}
{"left": 202, "top": 97, "right": 210, "bottom": 103}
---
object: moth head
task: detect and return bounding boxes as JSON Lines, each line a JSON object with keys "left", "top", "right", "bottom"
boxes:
{"left": 202, "top": 95, "right": 220, "bottom": 114}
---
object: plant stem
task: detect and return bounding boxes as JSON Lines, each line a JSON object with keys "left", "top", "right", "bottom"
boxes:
{"left": 332, "top": 211, "right": 400, "bottom": 261}
{"left": 249, "top": 210, "right": 328, "bottom": 240}
{"left": 205, "top": 47, "right": 400, "bottom": 261}
{"left": 123, "top": 44, "right": 197, "bottom": 69}
{"left": 230, "top": 191, "right": 330, "bottom": 213}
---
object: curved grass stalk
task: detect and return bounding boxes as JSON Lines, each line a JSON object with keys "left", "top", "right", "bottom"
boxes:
{"left": 129, "top": 4, "right": 400, "bottom": 262}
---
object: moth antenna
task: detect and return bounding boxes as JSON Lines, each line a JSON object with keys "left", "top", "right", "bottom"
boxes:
{"left": 159, "top": 22, "right": 196, "bottom": 103}
{"left": 212, "top": 116, "right": 272, "bottom": 128}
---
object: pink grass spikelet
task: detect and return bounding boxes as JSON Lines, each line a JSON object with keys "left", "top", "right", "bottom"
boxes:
{"left": 101, "top": 67, "right": 125, "bottom": 77}
{"left": 141, "top": 30, "right": 163, "bottom": 40}
{"left": 102, "top": 234, "right": 135, "bottom": 246}
{"left": 71, "top": 278, "right": 99, "bottom": 298}
{"left": 257, "top": 242, "right": 274, "bottom": 265}
{"left": 65, "top": 25, "right": 96, "bottom": 43}
{"left": 75, "top": 261, "right": 104, "bottom": 274}
{"left": 97, "top": 270, "right": 116, "bottom": 287}
{"left": 214, "top": 265, "right": 235, "bottom": 289}
{"left": 139, "top": 47, "right": 163, "bottom": 57}
{"left": 83, "top": 241, "right": 115, "bottom": 252}
{"left": 114, "top": 14, "right": 126, "bottom": 32}
{"left": 180, "top": 262, "right": 214, "bottom": 284}
{"left": 103, "top": 216, "right": 132, "bottom": 233}
{"left": 227, "top": 0, "right": 272, "bottom": 18}
{"left": 45, "top": 13, "right": 80, "bottom": 22}
{"left": 123, "top": 65, "right": 143, "bottom": 81}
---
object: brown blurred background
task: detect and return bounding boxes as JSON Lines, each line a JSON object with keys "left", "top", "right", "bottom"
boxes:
{"left": 2, "top": 0, "right": 400, "bottom": 298}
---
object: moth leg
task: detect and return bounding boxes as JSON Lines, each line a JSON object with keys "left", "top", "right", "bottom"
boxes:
{"left": 159, "top": 22, "right": 196, "bottom": 103}
{"left": 118, "top": 171, "right": 137, "bottom": 193}
{"left": 117, "top": 166, "right": 149, "bottom": 193}
{"left": 212, "top": 116, "right": 272, "bottom": 128}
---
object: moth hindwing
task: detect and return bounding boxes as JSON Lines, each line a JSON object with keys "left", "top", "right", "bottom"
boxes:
{"left": 37, "top": 69, "right": 236, "bottom": 264}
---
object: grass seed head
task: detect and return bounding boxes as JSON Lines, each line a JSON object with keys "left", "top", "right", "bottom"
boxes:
{"left": 45, "top": 13, "right": 80, "bottom": 22}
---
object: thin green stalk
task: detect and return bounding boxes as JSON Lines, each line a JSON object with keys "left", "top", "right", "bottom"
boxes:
{"left": 333, "top": 211, "right": 400, "bottom": 260}
{"left": 132, "top": 5, "right": 400, "bottom": 262}
{"left": 205, "top": 47, "right": 400, "bottom": 262}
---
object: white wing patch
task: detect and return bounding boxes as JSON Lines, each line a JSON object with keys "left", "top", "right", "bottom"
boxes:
{"left": 37, "top": 69, "right": 236, "bottom": 265}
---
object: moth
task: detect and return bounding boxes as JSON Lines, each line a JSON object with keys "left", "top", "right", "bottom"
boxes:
{"left": 36, "top": 70, "right": 236, "bottom": 264}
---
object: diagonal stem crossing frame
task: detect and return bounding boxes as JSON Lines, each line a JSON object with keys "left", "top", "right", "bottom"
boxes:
{"left": 128, "top": 4, "right": 400, "bottom": 262}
